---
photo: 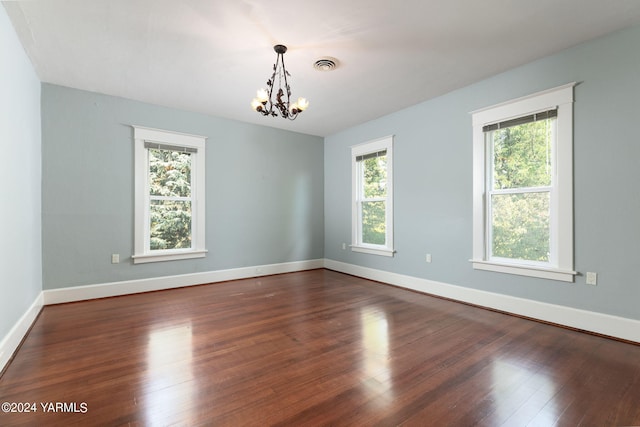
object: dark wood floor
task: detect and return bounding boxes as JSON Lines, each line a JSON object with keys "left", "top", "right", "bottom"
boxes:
{"left": 1, "top": 269, "right": 639, "bottom": 426}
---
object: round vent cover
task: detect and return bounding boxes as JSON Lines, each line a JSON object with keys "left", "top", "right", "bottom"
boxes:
{"left": 313, "top": 57, "right": 339, "bottom": 71}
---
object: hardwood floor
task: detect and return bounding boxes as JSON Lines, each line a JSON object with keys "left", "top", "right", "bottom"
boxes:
{"left": 1, "top": 269, "right": 639, "bottom": 426}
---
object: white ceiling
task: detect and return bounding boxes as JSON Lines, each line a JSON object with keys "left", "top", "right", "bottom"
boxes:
{"left": 5, "top": 0, "right": 640, "bottom": 137}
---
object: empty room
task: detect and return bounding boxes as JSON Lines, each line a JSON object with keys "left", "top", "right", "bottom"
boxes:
{"left": 1, "top": 0, "right": 639, "bottom": 425}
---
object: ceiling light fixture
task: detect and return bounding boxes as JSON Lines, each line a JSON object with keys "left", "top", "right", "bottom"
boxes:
{"left": 251, "top": 45, "right": 308, "bottom": 120}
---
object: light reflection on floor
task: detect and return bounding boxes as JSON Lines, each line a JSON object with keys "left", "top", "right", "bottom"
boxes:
{"left": 144, "top": 322, "right": 195, "bottom": 425}
{"left": 360, "top": 306, "right": 394, "bottom": 405}
{"left": 490, "top": 358, "right": 558, "bottom": 424}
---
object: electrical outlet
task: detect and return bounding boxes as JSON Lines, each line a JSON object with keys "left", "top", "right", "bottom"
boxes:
{"left": 111, "top": 254, "right": 120, "bottom": 264}
{"left": 342, "top": 243, "right": 347, "bottom": 250}
{"left": 586, "top": 272, "right": 597, "bottom": 285}
{"left": 425, "top": 254, "right": 432, "bottom": 263}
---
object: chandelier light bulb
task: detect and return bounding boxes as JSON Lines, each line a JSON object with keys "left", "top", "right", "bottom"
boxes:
{"left": 251, "top": 98, "right": 262, "bottom": 111}
{"left": 296, "top": 97, "right": 309, "bottom": 111}
{"left": 256, "top": 89, "right": 269, "bottom": 103}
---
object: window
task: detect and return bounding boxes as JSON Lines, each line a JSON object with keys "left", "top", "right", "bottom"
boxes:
{"left": 351, "top": 135, "right": 394, "bottom": 257}
{"left": 471, "top": 83, "right": 576, "bottom": 281}
{"left": 133, "top": 126, "right": 207, "bottom": 264}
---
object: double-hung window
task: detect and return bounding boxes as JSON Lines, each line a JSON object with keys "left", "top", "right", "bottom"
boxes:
{"left": 471, "top": 83, "right": 576, "bottom": 281}
{"left": 133, "top": 126, "right": 207, "bottom": 264}
{"left": 351, "top": 136, "right": 394, "bottom": 257}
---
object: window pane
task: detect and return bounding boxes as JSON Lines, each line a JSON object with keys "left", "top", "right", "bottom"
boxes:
{"left": 362, "top": 201, "right": 386, "bottom": 245}
{"left": 150, "top": 200, "right": 192, "bottom": 250}
{"left": 491, "top": 118, "right": 554, "bottom": 190}
{"left": 362, "top": 155, "right": 387, "bottom": 198}
{"left": 491, "top": 192, "right": 550, "bottom": 262}
{"left": 149, "top": 149, "right": 191, "bottom": 197}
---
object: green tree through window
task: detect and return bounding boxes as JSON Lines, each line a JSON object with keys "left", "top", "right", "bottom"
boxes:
{"left": 361, "top": 155, "right": 387, "bottom": 245}
{"left": 148, "top": 149, "right": 193, "bottom": 250}
{"left": 489, "top": 119, "right": 554, "bottom": 262}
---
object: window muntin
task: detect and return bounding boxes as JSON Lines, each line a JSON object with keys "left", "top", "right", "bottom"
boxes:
{"left": 133, "top": 126, "right": 207, "bottom": 264}
{"left": 351, "top": 136, "right": 394, "bottom": 257}
{"left": 471, "top": 83, "right": 576, "bottom": 281}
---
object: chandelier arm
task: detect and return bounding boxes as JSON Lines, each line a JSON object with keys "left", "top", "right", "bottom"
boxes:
{"left": 280, "top": 54, "right": 292, "bottom": 111}
{"left": 265, "top": 66, "right": 278, "bottom": 115}
{"left": 276, "top": 52, "right": 290, "bottom": 118}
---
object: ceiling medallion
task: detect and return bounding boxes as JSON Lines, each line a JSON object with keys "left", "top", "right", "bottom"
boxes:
{"left": 251, "top": 45, "right": 308, "bottom": 120}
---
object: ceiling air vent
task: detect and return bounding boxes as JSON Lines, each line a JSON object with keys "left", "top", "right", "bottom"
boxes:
{"left": 313, "top": 57, "right": 339, "bottom": 71}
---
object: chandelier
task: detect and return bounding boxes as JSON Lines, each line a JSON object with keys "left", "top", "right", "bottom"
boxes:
{"left": 251, "top": 45, "right": 309, "bottom": 120}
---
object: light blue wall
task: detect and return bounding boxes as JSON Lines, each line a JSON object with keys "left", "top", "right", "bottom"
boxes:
{"left": 325, "top": 25, "right": 640, "bottom": 320}
{"left": 6, "top": 5, "right": 640, "bottom": 327}
{"left": 0, "top": 6, "right": 42, "bottom": 338}
{"left": 41, "top": 85, "right": 324, "bottom": 289}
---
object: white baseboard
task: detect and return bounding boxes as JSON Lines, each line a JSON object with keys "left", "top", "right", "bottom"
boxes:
{"left": 324, "top": 259, "right": 640, "bottom": 343}
{"left": 0, "top": 292, "right": 43, "bottom": 374}
{"left": 3, "top": 257, "right": 636, "bottom": 377}
{"left": 43, "top": 259, "right": 325, "bottom": 305}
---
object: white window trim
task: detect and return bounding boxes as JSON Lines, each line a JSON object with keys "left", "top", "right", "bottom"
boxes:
{"left": 470, "top": 83, "right": 576, "bottom": 282}
{"left": 351, "top": 135, "right": 395, "bottom": 257}
{"left": 132, "top": 126, "right": 207, "bottom": 264}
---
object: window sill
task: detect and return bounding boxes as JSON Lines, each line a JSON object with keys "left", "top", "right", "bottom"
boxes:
{"left": 132, "top": 250, "right": 208, "bottom": 264}
{"left": 470, "top": 259, "right": 576, "bottom": 282}
{"left": 351, "top": 245, "right": 395, "bottom": 257}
